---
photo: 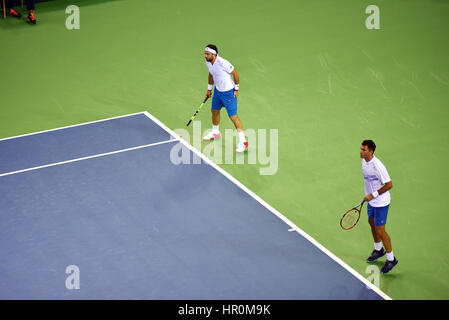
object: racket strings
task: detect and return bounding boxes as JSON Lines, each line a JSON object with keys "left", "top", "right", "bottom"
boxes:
{"left": 342, "top": 209, "right": 359, "bottom": 229}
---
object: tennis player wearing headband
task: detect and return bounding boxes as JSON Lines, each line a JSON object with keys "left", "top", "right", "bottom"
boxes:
{"left": 203, "top": 44, "right": 248, "bottom": 153}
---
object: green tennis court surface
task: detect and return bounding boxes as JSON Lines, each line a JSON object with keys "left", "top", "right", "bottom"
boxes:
{"left": 1, "top": 0, "right": 448, "bottom": 299}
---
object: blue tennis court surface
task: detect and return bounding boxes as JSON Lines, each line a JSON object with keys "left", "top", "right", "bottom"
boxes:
{"left": 0, "top": 112, "right": 387, "bottom": 300}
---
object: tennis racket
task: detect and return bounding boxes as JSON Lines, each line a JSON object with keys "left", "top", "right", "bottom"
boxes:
{"left": 186, "top": 96, "right": 210, "bottom": 126}
{"left": 340, "top": 200, "right": 365, "bottom": 230}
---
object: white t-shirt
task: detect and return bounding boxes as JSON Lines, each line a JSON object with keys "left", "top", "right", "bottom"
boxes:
{"left": 362, "top": 156, "right": 391, "bottom": 207}
{"left": 206, "top": 55, "right": 235, "bottom": 92}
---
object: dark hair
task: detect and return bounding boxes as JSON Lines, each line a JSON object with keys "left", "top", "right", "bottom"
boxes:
{"left": 362, "top": 140, "right": 376, "bottom": 153}
{"left": 206, "top": 44, "right": 218, "bottom": 54}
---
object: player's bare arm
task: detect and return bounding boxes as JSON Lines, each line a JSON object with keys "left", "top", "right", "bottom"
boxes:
{"left": 231, "top": 69, "right": 239, "bottom": 98}
{"left": 364, "top": 181, "right": 393, "bottom": 202}
{"left": 205, "top": 73, "right": 214, "bottom": 99}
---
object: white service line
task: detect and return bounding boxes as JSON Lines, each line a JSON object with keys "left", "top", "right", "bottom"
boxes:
{"left": 0, "top": 112, "right": 147, "bottom": 142}
{"left": 0, "top": 139, "right": 177, "bottom": 177}
{"left": 142, "top": 111, "right": 392, "bottom": 300}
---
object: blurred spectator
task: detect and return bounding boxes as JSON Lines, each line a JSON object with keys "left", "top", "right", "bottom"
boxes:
{"left": 6, "top": 0, "right": 37, "bottom": 25}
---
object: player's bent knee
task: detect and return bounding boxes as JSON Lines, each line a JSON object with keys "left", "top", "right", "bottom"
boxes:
{"left": 374, "top": 225, "right": 385, "bottom": 234}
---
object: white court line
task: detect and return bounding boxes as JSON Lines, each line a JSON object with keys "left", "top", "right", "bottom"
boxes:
{"left": 0, "top": 139, "right": 176, "bottom": 177}
{"left": 143, "top": 111, "right": 392, "bottom": 300}
{"left": 0, "top": 111, "right": 147, "bottom": 142}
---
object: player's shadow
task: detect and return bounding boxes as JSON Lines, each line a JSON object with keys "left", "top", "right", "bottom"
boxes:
{"left": 369, "top": 260, "right": 401, "bottom": 279}
{"left": 370, "top": 260, "right": 384, "bottom": 268}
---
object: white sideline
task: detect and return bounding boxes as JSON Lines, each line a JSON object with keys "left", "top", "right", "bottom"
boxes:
{"left": 0, "top": 139, "right": 176, "bottom": 177}
{"left": 0, "top": 112, "right": 147, "bottom": 142}
{"left": 143, "top": 110, "right": 392, "bottom": 300}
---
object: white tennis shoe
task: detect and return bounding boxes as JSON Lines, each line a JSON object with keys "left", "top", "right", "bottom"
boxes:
{"left": 203, "top": 131, "right": 221, "bottom": 141}
{"left": 236, "top": 141, "right": 248, "bottom": 153}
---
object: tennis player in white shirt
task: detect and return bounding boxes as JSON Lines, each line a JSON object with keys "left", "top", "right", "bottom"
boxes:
{"left": 360, "top": 140, "right": 398, "bottom": 274}
{"left": 202, "top": 44, "right": 248, "bottom": 153}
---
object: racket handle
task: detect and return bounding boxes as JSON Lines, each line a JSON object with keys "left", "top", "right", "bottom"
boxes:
{"left": 186, "top": 97, "right": 209, "bottom": 126}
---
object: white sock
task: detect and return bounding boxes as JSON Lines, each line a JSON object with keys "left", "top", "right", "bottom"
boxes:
{"left": 386, "top": 251, "right": 394, "bottom": 261}
{"left": 212, "top": 125, "right": 219, "bottom": 134}
{"left": 374, "top": 242, "right": 383, "bottom": 251}
{"left": 238, "top": 130, "right": 246, "bottom": 143}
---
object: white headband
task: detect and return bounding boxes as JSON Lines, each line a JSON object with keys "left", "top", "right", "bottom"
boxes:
{"left": 205, "top": 47, "right": 217, "bottom": 55}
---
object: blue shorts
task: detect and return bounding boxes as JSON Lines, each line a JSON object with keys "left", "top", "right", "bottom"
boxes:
{"left": 367, "top": 203, "right": 390, "bottom": 226}
{"left": 211, "top": 87, "right": 237, "bottom": 117}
